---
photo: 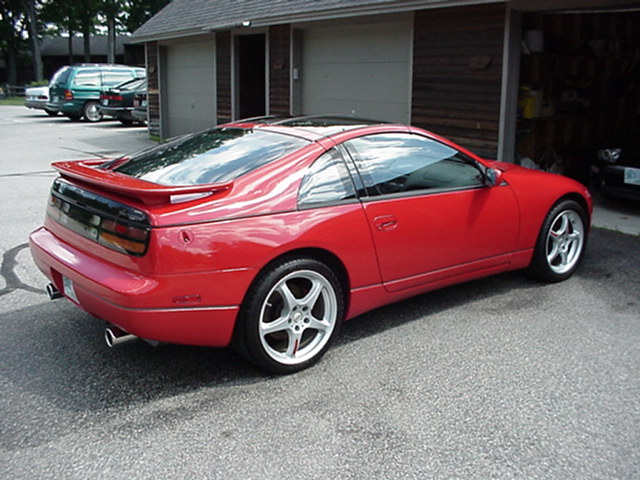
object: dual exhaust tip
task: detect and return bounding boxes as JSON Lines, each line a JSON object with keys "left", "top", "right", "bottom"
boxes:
{"left": 46, "top": 283, "right": 137, "bottom": 348}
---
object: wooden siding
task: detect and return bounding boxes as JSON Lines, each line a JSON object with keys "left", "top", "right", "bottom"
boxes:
{"left": 412, "top": 4, "right": 506, "bottom": 157}
{"left": 269, "top": 25, "right": 291, "bottom": 116}
{"left": 216, "top": 31, "right": 232, "bottom": 124}
{"left": 146, "top": 41, "right": 161, "bottom": 138}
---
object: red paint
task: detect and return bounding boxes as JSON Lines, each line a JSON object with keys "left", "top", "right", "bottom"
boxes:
{"left": 29, "top": 120, "right": 592, "bottom": 348}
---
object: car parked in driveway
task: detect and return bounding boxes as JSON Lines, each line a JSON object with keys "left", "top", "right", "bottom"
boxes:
{"left": 29, "top": 115, "right": 592, "bottom": 373}
{"left": 24, "top": 86, "right": 58, "bottom": 116}
{"left": 99, "top": 78, "right": 147, "bottom": 126}
{"left": 131, "top": 90, "right": 148, "bottom": 124}
{"left": 47, "top": 64, "right": 145, "bottom": 122}
{"left": 592, "top": 144, "right": 640, "bottom": 201}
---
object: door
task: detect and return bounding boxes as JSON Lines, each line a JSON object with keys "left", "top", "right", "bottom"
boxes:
{"left": 343, "top": 132, "right": 520, "bottom": 292}
{"left": 164, "top": 41, "right": 216, "bottom": 138}
{"left": 236, "top": 34, "right": 266, "bottom": 119}
{"left": 300, "top": 19, "right": 412, "bottom": 123}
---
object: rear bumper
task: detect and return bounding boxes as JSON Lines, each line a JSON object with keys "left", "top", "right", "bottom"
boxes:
{"left": 29, "top": 227, "right": 240, "bottom": 347}
{"left": 46, "top": 101, "right": 82, "bottom": 116}
{"left": 99, "top": 106, "right": 135, "bottom": 121}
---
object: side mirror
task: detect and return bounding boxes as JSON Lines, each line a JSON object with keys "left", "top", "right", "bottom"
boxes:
{"left": 484, "top": 168, "right": 503, "bottom": 187}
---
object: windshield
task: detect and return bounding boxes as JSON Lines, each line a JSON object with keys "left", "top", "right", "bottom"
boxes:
{"left": 107, "top": 127, "right": 308, "bottom": 186}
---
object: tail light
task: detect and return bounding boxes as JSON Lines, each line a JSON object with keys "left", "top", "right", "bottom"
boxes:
{"left": 48, "top": 179, "right": 151, "bottom": 257}
{"left": 64, "top": 90, "right": 73, "bottom": 100}
{"left": 99, "top": 219, "right": 149, "bottom": 256}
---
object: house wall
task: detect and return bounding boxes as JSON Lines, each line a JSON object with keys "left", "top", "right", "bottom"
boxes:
{"left": 144, "top": 5, "right": 507, "bottom": 151}
{"left": 412, "top": 4, "right": 506, "bottom": 157}
{"left": 216, "top": 31, "right": 232, "bottom": 124}
{"left": 146, "top": 42, "right": 161, "bottom": 138}
{"left": 269, "top": 25, "right": 291, "bottom": 116}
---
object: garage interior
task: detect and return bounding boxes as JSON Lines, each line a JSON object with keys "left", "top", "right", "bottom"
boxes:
{"left": 517, "top": 8, "right": 640, "bottom": 187}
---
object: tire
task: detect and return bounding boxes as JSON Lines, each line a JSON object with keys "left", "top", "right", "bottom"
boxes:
{"left": 233, "top": 257, "right": 344, "bottom": 374}
{"left": 82, "top": 101, "right": 102, "bottom": 122}
{"left": 119, "top": 118, "right": 134, "bottom": 126}
{"left": 45, "top": 109, "right": 59, "bottom": 117}
{"left": 528, "top": 199, "right": 588, "bottom": 282}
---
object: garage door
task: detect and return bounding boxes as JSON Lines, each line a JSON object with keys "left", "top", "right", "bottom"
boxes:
{"left": 301, "top": 20, "right": 412, "bottom": 123}
{"left": 164, "top": 41, "right": 216, "bottom": 138}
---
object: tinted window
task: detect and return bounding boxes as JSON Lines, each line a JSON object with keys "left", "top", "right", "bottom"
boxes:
{"left": 72, "top": 69, "right": 100, "bottom": 87}
{"left": 108, "top": 128, "right": 308, "bottom": 186}
{"left": 344, "top": 133, "right": 484, "bottom": 196}
{"left": 298, "top": 149, "right": 356, "bottom": 208}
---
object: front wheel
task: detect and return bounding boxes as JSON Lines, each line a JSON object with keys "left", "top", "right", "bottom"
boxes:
{"left": 528, "top": 199, "right": 588, "bottom": 282}
{"left": 233, "top": 257, "right": 344, "bottom": 374}
{"left": 82, "top": 101, "right": 102, "bottom": 122}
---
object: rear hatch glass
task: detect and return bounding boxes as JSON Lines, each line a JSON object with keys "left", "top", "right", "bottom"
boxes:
{"left": 105, "top": 127, "right": 308, "bottom": 186}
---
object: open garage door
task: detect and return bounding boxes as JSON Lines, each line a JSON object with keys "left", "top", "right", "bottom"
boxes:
{"left": 163, "top": 40, "right": 216, "bottom": 138}
{"left": 300, "top": 19, "right": 412, "bottom": 123}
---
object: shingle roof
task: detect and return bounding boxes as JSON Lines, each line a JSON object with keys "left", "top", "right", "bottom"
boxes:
{"left": 132, "top": 0, "right": 471, "bottom": 41}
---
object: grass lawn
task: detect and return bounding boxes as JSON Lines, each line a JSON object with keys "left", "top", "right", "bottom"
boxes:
{"left": 0, "top": 97, "right": 25, "bottom": 106}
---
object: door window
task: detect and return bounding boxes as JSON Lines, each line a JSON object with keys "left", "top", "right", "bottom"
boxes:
{"left": 344, "top": 133, "right": 484, "bottom": 197}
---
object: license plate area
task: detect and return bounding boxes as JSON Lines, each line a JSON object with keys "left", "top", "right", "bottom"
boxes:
{"left": 62, "top": 276, "right": 79, "bottom": 303}
{"left": 624, "top": 167, "right": 640, "bottom": 186}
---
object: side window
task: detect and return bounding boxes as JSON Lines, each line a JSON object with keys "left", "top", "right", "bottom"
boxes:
{"left": 298, "top": 149, "right": 356, "bottom": 208}
{"left": 103, "top": 70, "right": 136, "bottom": 86}
{"left": 344, "top": 133, "right": 484, "bottom": 197}
{"left": 72, "top": 69, "right": 100, "bottom": 87}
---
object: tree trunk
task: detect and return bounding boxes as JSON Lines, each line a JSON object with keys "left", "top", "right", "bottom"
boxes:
{"left": 23, "top": 0, "right": 44, "bottom": 82}
{"left": 68, "top": 32, "right": 74, "bottom": 65}
{"left": 107, "top": 16, "right": 115, "bottom": 64}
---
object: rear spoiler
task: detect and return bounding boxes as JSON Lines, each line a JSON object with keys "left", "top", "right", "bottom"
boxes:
{"left": 52, "top": 160, "right": 232, "bottom": 206}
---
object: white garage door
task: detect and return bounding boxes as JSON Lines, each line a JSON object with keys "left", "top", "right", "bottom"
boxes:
{"left": 164, "top": 41, "right": 216, "bottom": 138}
{"left": 301, "top": 20, "right": 412, "bottom": 123}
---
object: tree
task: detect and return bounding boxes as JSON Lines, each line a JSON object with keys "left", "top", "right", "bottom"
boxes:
{"left": 22, "top": 0, "right": 43, "bottom": 82}
{"left": 0, "top": 0, "right": 26, "bottom": 85}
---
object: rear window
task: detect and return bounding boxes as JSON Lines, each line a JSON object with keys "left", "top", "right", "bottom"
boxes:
{"left": 50, "top": 67, "right": 70, "bottom": 86}
{"left": 108, "top": 128, "right": 308, "bottom": 186}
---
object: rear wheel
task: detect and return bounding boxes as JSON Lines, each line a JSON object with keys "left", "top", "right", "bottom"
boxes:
{"left": 528, "top": 199, "right": 587, "bottom": 282}
{"left": 233, "top": 257, "right": 343, "bottom": 374}
{"left": 82, "top": 101, "right": 102, "bottom": 122}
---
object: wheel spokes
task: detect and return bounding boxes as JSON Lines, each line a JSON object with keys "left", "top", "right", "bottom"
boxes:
{"left": 259, "top": 270, "right": 338, "bottom": 365}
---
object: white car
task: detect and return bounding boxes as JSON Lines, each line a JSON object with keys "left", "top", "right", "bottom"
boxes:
{"left": 24, "top": 86, "right": 58, "bottom": 116}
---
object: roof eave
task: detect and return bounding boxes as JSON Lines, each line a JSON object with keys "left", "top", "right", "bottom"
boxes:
{"left": 131, "top": 0, "right": 504, "bottom": 44}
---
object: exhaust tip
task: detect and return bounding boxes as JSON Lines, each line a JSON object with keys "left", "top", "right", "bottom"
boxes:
{"left": 105, "top": 326, "right": 136, "bottom": 348}
{"left": 46, "top": 283, "right": 63, "bottom": 300}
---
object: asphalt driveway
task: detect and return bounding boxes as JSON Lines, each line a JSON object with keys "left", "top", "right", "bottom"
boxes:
{"left": 0, "top": 106, "right": 639, "bottom": 479}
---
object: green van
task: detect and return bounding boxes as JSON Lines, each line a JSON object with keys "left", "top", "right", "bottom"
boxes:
{"left": 47, "top": 64, "right": 145, "bottom": 122}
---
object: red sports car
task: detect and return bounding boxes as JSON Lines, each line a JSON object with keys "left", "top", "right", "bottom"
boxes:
{"left": 30, "top": 116, "right": 592, "bottom": 373}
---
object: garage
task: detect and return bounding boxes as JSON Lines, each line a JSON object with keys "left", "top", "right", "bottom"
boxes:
{"left": 300, "top": 16, "right": 413, "bottom": 123}
{"left": 162, "top": 39, "right": 216, "bottom": 138}
{"left": 517, "top": 8, "right": 640, "bottom": 197}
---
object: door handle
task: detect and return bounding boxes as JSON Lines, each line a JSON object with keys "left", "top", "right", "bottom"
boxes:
{"left": 373, "top": 215, "right": 398, "bottom": 231}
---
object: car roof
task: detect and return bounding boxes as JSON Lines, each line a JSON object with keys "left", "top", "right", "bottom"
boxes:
{"left": 225, "top": 115, "right": 395, "bottom": 142}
